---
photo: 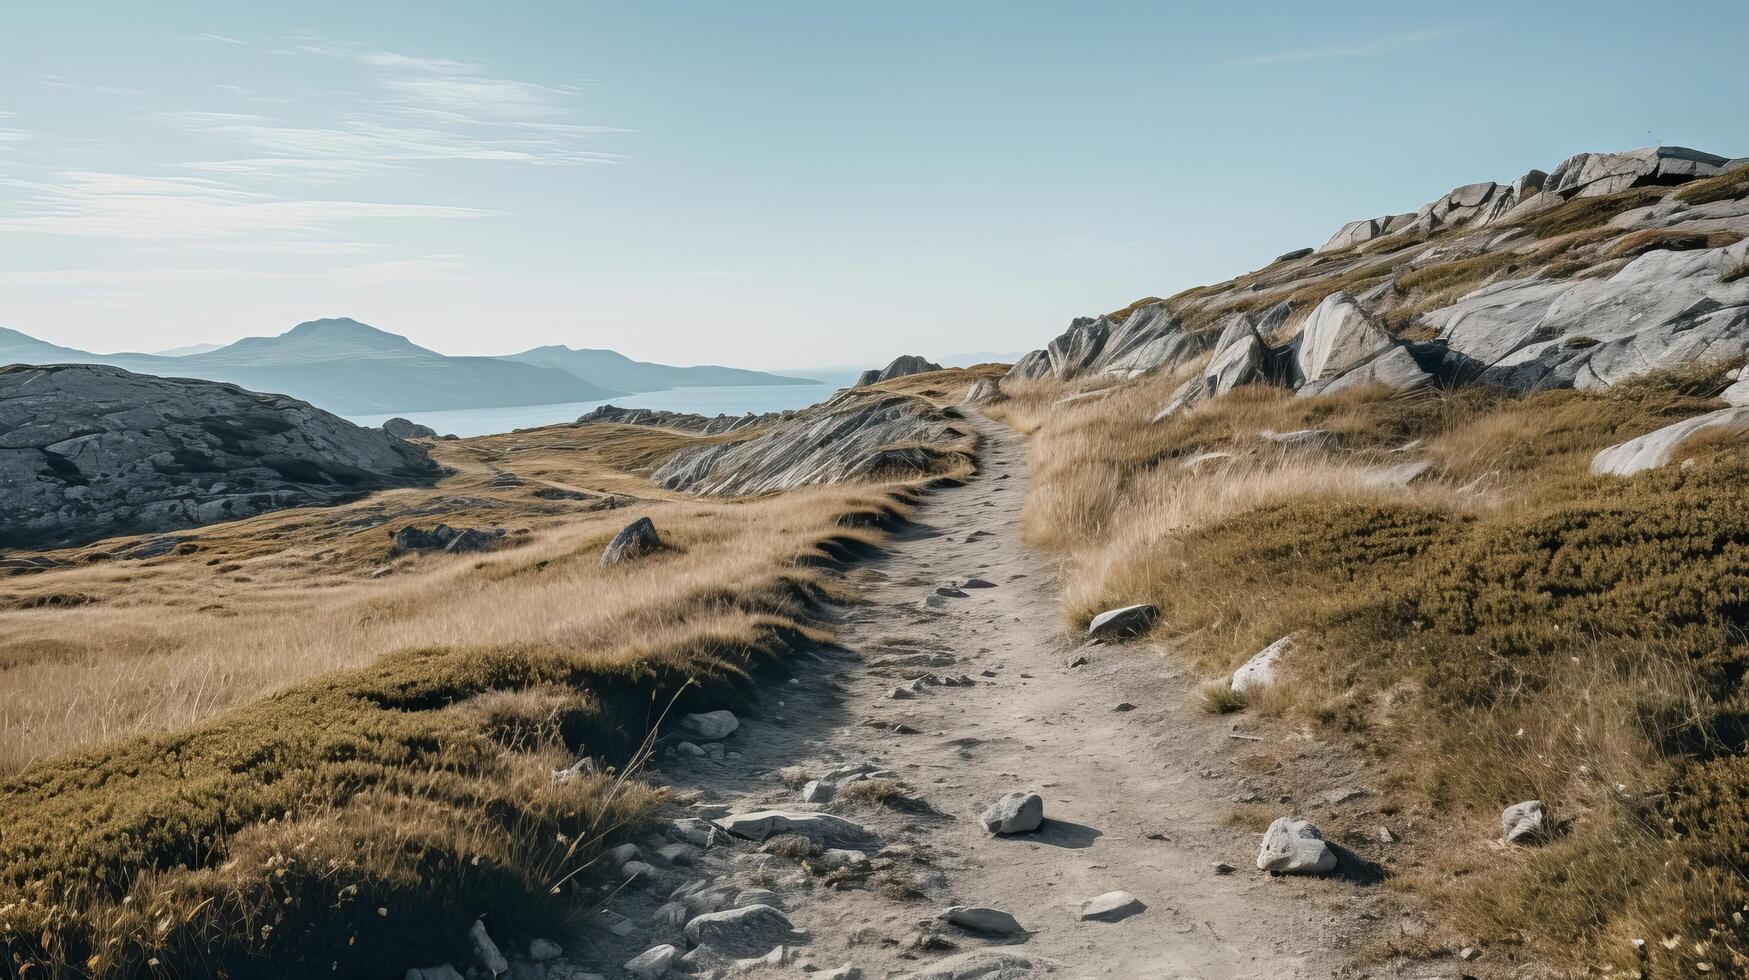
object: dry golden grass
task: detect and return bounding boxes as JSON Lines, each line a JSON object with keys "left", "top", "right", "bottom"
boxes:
{"left": 0, "top": 422, "right": 903, "bottom": 772}
{"left": 999, "top": 361, "right": 1749, "bottom": 973}
{"left": 0, "top": 385, "right": 978, "bottom": 977}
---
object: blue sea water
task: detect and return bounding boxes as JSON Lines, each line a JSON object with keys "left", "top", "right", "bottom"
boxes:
{"left": 345, "top": 383, "right": 840, "bottom": 438}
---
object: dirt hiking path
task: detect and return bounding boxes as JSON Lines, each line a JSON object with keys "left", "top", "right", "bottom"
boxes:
{"left": 565, "top": 415, "right": 1401, "bottom": 980}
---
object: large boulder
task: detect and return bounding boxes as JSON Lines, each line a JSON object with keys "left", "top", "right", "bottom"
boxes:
{"left": 680, "top": 710, "right": 739, "bottom": 741}
{"left": 1293, "top": 293, "right": 1431, "bottom": 396}
{"left": 1544, "top": 146, "right": 1729, "bottom": 199}
{"left": 1256, "top": 817, "right": 1338, "bottom": 875}
{"left": 382, "top": 416, "right": 438, "bottom": 439}
{"left": 602, "top": 516, "right": 663, "bottom": 564}
{"left": 1157, "top": 314, "right": 1265, "bottom": 418}
{"left": 0, "top": 364, "right": 438, "bottom": 549}
{"left": 1004, "top": 302, "right": 1213, "bottom": 386}
{"left": 1590, "top": 407, "right": 1749, "bottom": 476}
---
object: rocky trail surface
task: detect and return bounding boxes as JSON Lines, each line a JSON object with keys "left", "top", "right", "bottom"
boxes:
{"left": 542, "top": 416, "right": 1409, "bottom": 980}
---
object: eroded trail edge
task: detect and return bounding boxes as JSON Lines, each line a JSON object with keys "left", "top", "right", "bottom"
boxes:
{"left": 571, "top": 416, "right": 1389, "bottom": 980}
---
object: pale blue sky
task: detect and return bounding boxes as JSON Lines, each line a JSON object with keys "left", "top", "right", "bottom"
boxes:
{"left": 2, "top": 1, "right": 1744, "bottom": 368}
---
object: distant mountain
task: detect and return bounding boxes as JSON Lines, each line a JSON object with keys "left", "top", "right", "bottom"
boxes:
{"left": 152, "top": 341, "right": 224, "bottom": 356}
{"left": 0, "top": 318, "right": 824, "bottom": 416}
{"left": 0, "top": 318, "right": 623, "bottom": 415}
{"left": 940, "top": 350, "right": 1025, "bottom": 367}
{"left": 504, "top": 345, "right": 815, "bottom": 392}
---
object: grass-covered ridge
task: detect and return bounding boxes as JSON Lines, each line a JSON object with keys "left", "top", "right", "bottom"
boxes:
{"left": 0, "top": 379, "right": 983, "bottom": 978}
{"left": 994, "top": 363, "right": 1749, "bottom": 975}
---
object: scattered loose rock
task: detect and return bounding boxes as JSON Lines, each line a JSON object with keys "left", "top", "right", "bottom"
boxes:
{"left": 716, "top": 810, "right": 872, "bottom": 846}
{"left": 1086, "top": 603, "right": 1159, "bottom": 640}
{"left": 1502, "top": 800, "right": 1548, "bottom": 844}
{"left": 1256, "top": 817, "right": 1338, "bottom": 875}
{"left": 980, "top": 791, "right": 1045, "bottom": 835}
{"left": 1232, "top": 636, "right": 1293, "bottom": 694}
{"left": 683, "top": 904, "right": 806, "bottom": 957}
{"left": 943, "top": 905, "right": 1027, "bottom": 936}
{"left": 466, "top": 919, "right": 509, "bottom": 976}
{"left": 680, "top": 709, "right": 740, "bottom": 741}
{"left": 622, "top": 944, "right": 679, "bottom": 978}
{"left": 1077, "top": 891, "right": 1146, "bottom": 923}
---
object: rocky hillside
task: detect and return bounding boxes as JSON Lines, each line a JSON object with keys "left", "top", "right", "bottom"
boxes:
{"left": 0, "top": 364, "right": 438, "bottom": 549}
{"left": 1007, "top": 146, "right": 1748, "bottom": 405}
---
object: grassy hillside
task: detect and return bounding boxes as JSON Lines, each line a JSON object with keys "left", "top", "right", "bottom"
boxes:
{"left": 0, "top": 383, "right": 980, "bottom": 978}
{"left": 992, "top": 364, "right": 1749, "bottom": 976}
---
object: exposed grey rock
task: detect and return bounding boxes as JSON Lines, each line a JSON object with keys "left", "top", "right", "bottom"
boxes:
{"left": 1077, "top": 891, "right": 1145, "bottom": 923}
{"left": 623, "top": 944, "right": 679, "bottom": 978}
{"left": 1502, "top": 800, "right": 1548, "bottom": 844}
{"left": 680, "top": 709, "right": 739, "bottom": 741}
{"left": 575, "top": 403, "right": 787, "bottom": 435}
{"left": 1545, "top": 146, "right": 1729, "bottom": 199}
{"left": 1256, "top": 817, "right": 1338, "bottom": 875}
{"left": 1158, "top": 314, "right": 1265, "bottom": 418}
{"left": 1232, "top": 636, "right": 1293, "bottom": 694}
{"left": 526, "top": 938, "right": 562, "bottom": 962}
{"left": 602, "top": 516, "right": 663, "bottom": 564}
{"left": 1086, "top": 603, "right": 1158, "bottom": 640}
{"left": 1004, "top": 301, "right": 1216, "bottom": 387}
{"left": 856, "top": 355, "right": 944, "bottom": 386}
{"left": 715, "top": 810, "right": 872, "bottom": 845}
{"left": 1722, "top": 376, "right": 1749, "bottom": 406}
{"left": 392, "top": 524, "right": 506, "bottom": 555}
{"left": 801, "top": 779, "right": 836, "bottom": 803}
{"left": 683, "top": 904, "right": 806, "bottom": 957}
{"left": 667, "top": 817, "right": 719, "bottom": 847}
{"left": 1292, "top": 293, "right": 1430, "bottom": 396}
{"left": 467, "top": 919, "right": 509, "bottom": 976}
{"left": 1276, "top": 247, "right": 1314, "bottom": 263}
{"left": 1431, "top": 240, "right": 1749, "bottom": 391}
{"left": 0, "top": 364, "right": 438, "bottom": 549}
{"left": 817, "top": 966, "right": 863, "bottom": 980}
{"left": 979, "top": 791, "right": 1044, "bottom": 835}
{"left": 961, "top": 378, "right": 1001, "bottom": 405}
{"left": 942, "top": 906, "right": 1026, "bottom": 935}
{"left": 652, "top": 390, "right": 960, "bottom": 496}
{"left": 1591, "top": 408, "right": 1749, "bottom": 476}
{"left": 382, "top": 416, "right": 438, "bottom": 439}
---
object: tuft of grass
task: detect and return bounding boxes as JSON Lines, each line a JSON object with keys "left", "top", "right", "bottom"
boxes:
{"left": 1674, "top": 166, "right": 1749, "bottom": 207}
{"left": 1199, "top": 681, "right": 1249, "bottom": 714}
{"left": 836, "top": 777, "right": 910, "bottom": 807}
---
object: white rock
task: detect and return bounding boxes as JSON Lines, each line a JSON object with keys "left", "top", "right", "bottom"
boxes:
{"left": 1502, "top": 800, "right": 1547, "bottom": 844}
{"left": 979, "top": 791, "right": 1044, "bottom": 835}
{"left": 1077, "top": 891, "right": 1146, "bottom": 923}
{"left": 715, "top": 810, "right": 870, "bottom": 845}
{"left": 680, "top": 710, "right": 740, "bottom": 741}
{"left": 801, "top": 779, "right": 836, "bottom": 803}
{"left": 606, "top": 842, "right": 640, "bottom": 865}
{"left": 526, "top": 938, "right": 562, "bottom": 962}
{"left": 942, "top": 905, "right": 1027, "bottom": 935}
{"left": 1257, "top": 817, "right": 1338, "bottom": 875}
{"left": 821, "top": 848, "right": 868, "bottom": 869}
{"left": 735, "top": 887, "right": 784, "bottom": 909}
{"left": 1232, "top": 636, "right": 1293, "bottom": 694}
{"left": 667, "top": 817, "right": 718, "bottom": 847}
{"left": 623, "top": 944, "right": 679, "bottom": 978}
{"left": 466, "top": 920, "right": 509, "bottom": 976}
{"left": 1591, "top": 407, "right": 1749, "bottom": 476}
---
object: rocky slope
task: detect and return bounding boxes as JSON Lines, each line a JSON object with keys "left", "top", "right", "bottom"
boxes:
{"left": 854, "top": 354, "right": 944, "bottom": 387}
{"left": 1006, "top": 146, "right": 1749, "bottom": 409}
{"left": 574, "top": 403, "right": 796, "bottom": 435}
{"left": 0, "top": 364, "right": 438, "bottom": 549}
{"left": 647, "top": 387, "right": 968, "bottom": 495}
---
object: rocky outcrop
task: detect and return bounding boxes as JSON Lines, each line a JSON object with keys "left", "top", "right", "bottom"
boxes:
{"left": 1292, "top": 292, "right": 1430, "bottom": 396}
{"left": 382, "top": 417, "right": 438, "bottom": 439}
{"left": 1005, "top": 302, "right": 1220, "bottom": 386}
{"left": 1590, "top": 407, "right": 1749, "bottom": 476}
{"left": 574, "top": 403, "right": 788, "bottom": 435}
{"left": 855, "top": 355, "right": 944, "bottom": 387}
{"left": 1158, "top": 314, "right": 1266, "bottom": 418}
{"left": 0, "top": 364, "right": 438, "bottom": 549}
{"left": 1432, "top": 239, "right": 1749, "bottom": 391}
{"left": 392, "top": 524, "right": 506, "bottom": 554}
{"left": 1544, "top": 146, "right": 1730, "bottom": 199}
{"left": 651, "top": 390, "right": 962, "bottom": 496}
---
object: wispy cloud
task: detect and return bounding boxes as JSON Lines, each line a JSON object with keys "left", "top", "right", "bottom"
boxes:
{"left": 1227, "top": 28, "right": 1463, "bottom": 68}
{"left": 39, "top": 75, "right": 140, "bottom": 97}
{"left": 191, "top": 33, "right": 249, "bottom": 46}
{"left": 0, "top": 170, "right": 493, "bottom": 240}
